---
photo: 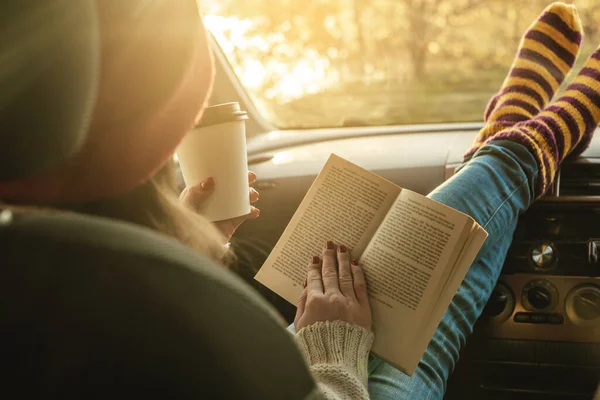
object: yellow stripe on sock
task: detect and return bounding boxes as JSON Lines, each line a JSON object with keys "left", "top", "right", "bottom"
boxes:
{"left": 498, "top": 92, "right": 545, "bottom": 111}
{"left": 502, "top": 77, "right": 551, "bottom": 103}
{"left": 518, "top": 58, "right": 562, "bottom": 87}
{"left": 551, "top": 100, "right": 586, "bottom": 138}
{"left": 521, "top": 37, "right": 573, "bottom": 76}
{"left": 562, "top": 88, "right": 600, "bottom": 118}
{"left": 583, "top": 57, "right": 600, "bottom": 72}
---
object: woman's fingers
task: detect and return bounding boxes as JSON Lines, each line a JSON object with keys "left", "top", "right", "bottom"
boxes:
{"left": 351, "top": 259, "right": 369, "bottom": 307}
{"left": 250, "top": 188, "right": 260, "bottom": 203}
{"left": 224, "top": 206, "right": 260, "bottom": 225}
{"left": 248, "top": 171, "right": 257, "bottom": 184}
{"left": 179, "top": 177, "right": 214, "bottom": 210}
{"left": 337, "top": 245, "right": 356, "bottom": 299}
{"left": 306, "top": 255, "right": 324, "bottom": 296}
{"left": 248, "top": 206, "right": 260, "bottom": 219}
{"left": 321, "top": 241, "right": 341, "bottom": 294}
{"left": 248, "top": 171, "right": 259, "bottom": 203}
{"left": 182, "top": 174, "right": 259, "bottom": 209}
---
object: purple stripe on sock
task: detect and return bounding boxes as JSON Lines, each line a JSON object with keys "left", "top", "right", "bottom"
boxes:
{"left": 525, "top": 30, "right": 576, "bottom": 67}
{"left": 510, "top": 68, "right": 554, "bottom": 100}
{"left": 484, "top": 94, "right": 500, "bottom": 122}
{"left": 566, "top": 83, "right": 600, "bottom": 116}
{"left": 496, "top": 98, "right": 540, "bottom": 117}
{"left": 494, "top": 113, "right": 531, "bottom": 124}
{"left": 591, "top": 51, "right": 600, "bottom": 61}
{"left": 538, "top": 115, "right": 566, "bottom": 158}
{"left": 558, "top": 95, "right": 596, "bottom": 135}
{"left": 539, "top": 11, "right": 583, "bottom": 45}
{"left": 518, "top": 125, "right": 555, "bottom": 176}
{"left": 574, "top": 67, "right": 600, "bottom": 81}
{"left": 498, "top": 85, "right": 545, "bottom": 108}
{"left": 519, "top": 48, "right": 564, "bottom": 84}
{"left": 546, "top": 104, "right": 582, "bottom": 145}
{"left": 570, "top": 130, "right": 595, "bottom": 158}
{"left": 491, "top": 127, "right": 550, "bottom": 194}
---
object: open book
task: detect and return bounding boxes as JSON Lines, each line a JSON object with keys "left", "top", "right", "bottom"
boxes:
{"left": 255, "top": 154, "right": 487, "bottom": 375}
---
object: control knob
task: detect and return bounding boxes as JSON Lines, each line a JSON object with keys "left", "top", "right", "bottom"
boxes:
{"left": 527, "top": 286, "right": 552, "bottom": 310}
{"left": 483, "top": 283, "right": 514, "bottom": 321}
{"left": 522, "top": 280, "right": 558, "bottom": 311}
{"left": 530, "top": 243, "right": 556, "bottom": 270}
{"left": 565, "top": 284, "right": 600, "bottom": 328}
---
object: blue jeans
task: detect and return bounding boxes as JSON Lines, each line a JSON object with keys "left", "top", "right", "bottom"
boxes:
{"left": 367, "top": 140, "right": 539, "bottom": 399}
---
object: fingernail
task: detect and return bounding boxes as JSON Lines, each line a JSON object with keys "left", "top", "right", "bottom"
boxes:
{"left": 312, "top": 255, "right": 320, "bottom": 263}
{"left": 338, "top": 245, "right": 346, "bottom": 253}
{"left": 326, "top": 241, "right": 334, "bottom": 250}
{"left": 351, "top": 259, "right": 358, "bottom": 266}
{"left": 303, "top": 278, "right": 307, "bottom": 288}
{"left": 200, "top": 177, "right": 214, "bottom": 190}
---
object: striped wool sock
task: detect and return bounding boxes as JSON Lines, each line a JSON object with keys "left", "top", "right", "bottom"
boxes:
{"left": 464, "top": 2, "right": 582, "bottom": 161}
{"left": 491, "top": 48, "right": 600, "bottom": 198}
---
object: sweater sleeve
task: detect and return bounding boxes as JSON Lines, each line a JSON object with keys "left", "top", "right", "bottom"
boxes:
{"left": 294, "top": 321, "right": 374, "bottom": 400}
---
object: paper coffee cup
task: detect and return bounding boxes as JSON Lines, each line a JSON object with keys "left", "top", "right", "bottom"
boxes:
{"left": 176, "top": 102, "right": 251, "bottom": 221}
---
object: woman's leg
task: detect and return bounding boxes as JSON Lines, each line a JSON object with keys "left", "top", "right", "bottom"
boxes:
{"left": 367, "top": 140, "right": 538, "bottom": 399}
{"left": 368, "top": 6, "right": 600, "bottom": 399}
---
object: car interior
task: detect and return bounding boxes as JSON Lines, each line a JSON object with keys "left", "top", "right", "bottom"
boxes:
{"left": 2, "top": 0, "right": 600, "bottom": 399}
{"left": 206, "top": 1, "right": 600, "bottom": 398}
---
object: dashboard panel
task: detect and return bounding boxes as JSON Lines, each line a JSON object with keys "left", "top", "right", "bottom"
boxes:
{"left": 209, "top": 31, "right": 600, "bottom": 398}
{"left": 240, "top": 128, "right": 600, "bottom": 255}
{"left": 233, "top": 128, "right": 600, "bottom": 399}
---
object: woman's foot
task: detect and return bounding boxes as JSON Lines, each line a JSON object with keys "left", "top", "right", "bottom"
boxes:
{"left": 492, "top": 45, "right": 600, "bottom": 197}
{"left": 464, "top": 2, "right": 583, "bottom": 161}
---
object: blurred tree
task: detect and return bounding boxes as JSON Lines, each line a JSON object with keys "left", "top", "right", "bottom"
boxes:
{"left": 202, "top": 0, "right": 600, "bottom": 128}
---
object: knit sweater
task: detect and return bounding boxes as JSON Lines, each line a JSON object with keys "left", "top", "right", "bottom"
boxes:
{"left": 294, "top": 321, "right": 374, "bottom": 399}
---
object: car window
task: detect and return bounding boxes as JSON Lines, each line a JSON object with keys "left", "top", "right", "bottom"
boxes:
{"left": 203, "top": 0, "right": 599, "bottom": 129}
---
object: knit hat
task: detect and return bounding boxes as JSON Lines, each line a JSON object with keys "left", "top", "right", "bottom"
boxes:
{"left": 0, "top": 0, "right": 215, "bottom": 204}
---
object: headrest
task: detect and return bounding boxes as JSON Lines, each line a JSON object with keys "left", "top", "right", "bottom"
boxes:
{"left": 0, "top": 208, "right": 316, "bottom": 398}
{"left": 0, "top": 0, "right": 214, "bottom": 204}
{"left": 0, "top": 0, "right": 98, "bottom": 181}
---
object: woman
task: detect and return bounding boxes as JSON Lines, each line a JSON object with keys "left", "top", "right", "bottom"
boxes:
{"left": 1, "top": 1, "right": 597, "bottom": 399}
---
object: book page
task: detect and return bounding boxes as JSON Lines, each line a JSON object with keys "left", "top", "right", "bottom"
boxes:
{"left": 255, "top": 154, "right": 401, "bottom": 305}
{"left": 360, "top": 189, "right": 473, "bottom": 369}
{"left": 403, "top": 224, "right": 488, "bottom": 375}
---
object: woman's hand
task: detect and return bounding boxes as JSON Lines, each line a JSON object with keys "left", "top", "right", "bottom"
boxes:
{"left": 294, "top": 241, "right": 372, "bottom": 331}
{"left": 179, "top": 171, "right": 260, "bottom": 241}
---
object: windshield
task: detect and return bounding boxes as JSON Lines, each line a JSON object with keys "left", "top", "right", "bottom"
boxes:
{"left": 203, "top": 0, "right": 599, "bottom": 129}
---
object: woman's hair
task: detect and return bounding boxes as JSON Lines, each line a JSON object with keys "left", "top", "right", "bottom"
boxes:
{"left": 64, "top": 160, "right": 229, "bottom": 263}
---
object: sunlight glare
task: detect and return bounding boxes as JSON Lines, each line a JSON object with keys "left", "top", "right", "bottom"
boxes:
{"left": 204, "top": 13, "right": 340, "bottom": 104}
{"left": 272, "top": 151, "right": 294, "bottom": 165}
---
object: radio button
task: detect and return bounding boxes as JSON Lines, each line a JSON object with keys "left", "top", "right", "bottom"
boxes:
{"left": 530, "top": 243, "right": 557, "bottom": 270}
{"left": 530, "top": 313, "right": 548, "bottom": 323}
{"left": 588, "top": 240, "right": 599, "bottom": 264}
{"left": 514, "top": 313, "right": 531, "bottom": 323}
{"left": 547, "top": 313, "right": 564, "bottom": 324}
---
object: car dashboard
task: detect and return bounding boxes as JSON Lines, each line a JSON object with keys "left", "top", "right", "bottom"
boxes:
{"left": 232, "top": 127, "right": 600, "bottom": 399}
